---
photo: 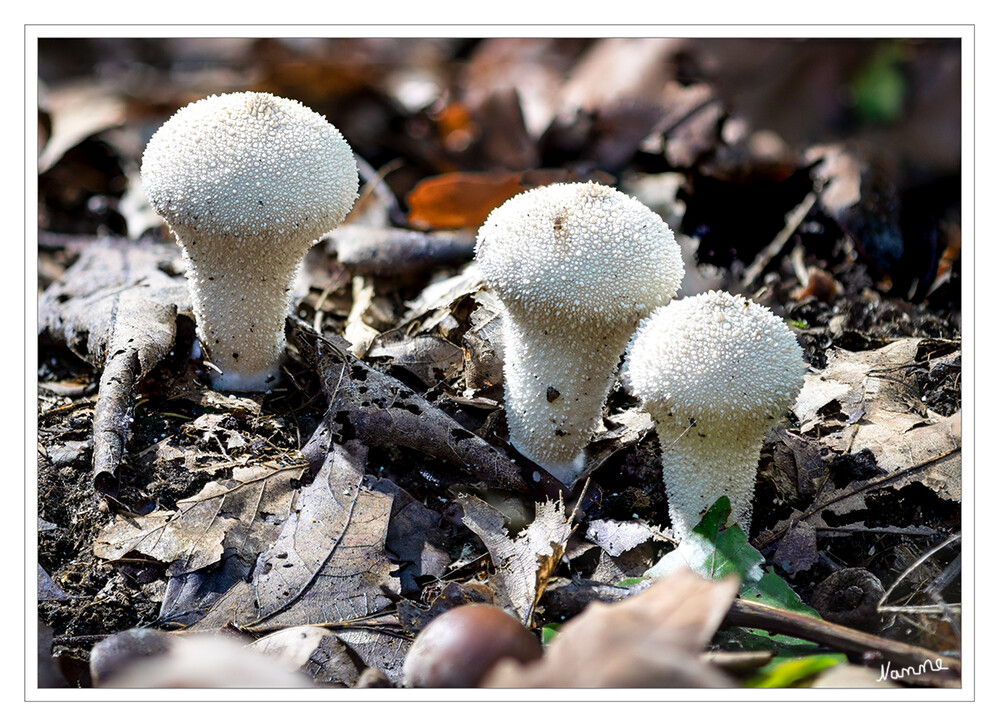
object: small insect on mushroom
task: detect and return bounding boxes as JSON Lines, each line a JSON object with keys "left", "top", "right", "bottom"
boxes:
{"left": 622, "top": 290, "right": 805, "bottom": 539}
{"left": 475, "top": 181, "right": 684, "bottom": 483}
{"left": 141, "top": 91, "right": 359, "bottom": 391}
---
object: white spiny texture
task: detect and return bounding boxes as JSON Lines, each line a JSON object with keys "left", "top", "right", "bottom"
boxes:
{"left": 623, "top": 291, "right": 805, "bottom": 539}
{"left": 475, "top": 182, "right": 684, "bottom": 482}
{"left": 141, "top": 92, "right": 358, "bottom": 391}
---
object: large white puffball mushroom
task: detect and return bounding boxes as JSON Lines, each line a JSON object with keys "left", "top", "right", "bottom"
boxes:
{"left": 622, "top": 291, "right": 805, "bottom": 539}
{"left": 141, "top": 92, "right": 359, "bottom": 391}
{"left": 475, "top": 182, "right": 684, "bottom": 482}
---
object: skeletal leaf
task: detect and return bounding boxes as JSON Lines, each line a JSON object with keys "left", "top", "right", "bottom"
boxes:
{"left": 459, "top": 494, "right": 572, "bottom": 625}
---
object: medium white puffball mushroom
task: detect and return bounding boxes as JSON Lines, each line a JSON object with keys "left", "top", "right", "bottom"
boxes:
{"left": 475, "top": 181, "right": 684, "bottom": 482}
{"left": 141, "top": 91, "right": 359, "bottom": 391}
{"left": 622, "top": 291, "right": 805, "bottom": 539}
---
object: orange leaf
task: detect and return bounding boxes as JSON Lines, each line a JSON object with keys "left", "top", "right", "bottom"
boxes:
{"left": 406, "top": 172, "right": 529, "bottom": 230}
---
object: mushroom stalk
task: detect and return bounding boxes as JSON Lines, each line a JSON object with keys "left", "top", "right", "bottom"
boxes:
{"left": 649, "top": 412, "right": 770, "bottom": 537}
{"left": 180, "top": 241, "right": 307, "bottom": 391}
{"left": 500, "top": 312, "right": 634, "bottom": 482}
{"left": 623, "top": 291, "right": 805, "bottom": 539}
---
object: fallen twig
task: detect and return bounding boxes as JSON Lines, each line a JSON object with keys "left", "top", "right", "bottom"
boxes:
{"left": 725, "top": 598, "right": 961, "bottom": 678}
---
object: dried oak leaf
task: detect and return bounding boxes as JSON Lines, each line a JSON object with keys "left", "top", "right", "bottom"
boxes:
{"left": 482, "top": 569, "right": 738, "bottom": 688}
{"left": 94, "top": 464, "right": 302, "bottom": 576}
{"left": 458, "top": 494, "right": 572, "bottom": 626}
{"left": 793, "top": 338, "right": 961, "bottom": 500}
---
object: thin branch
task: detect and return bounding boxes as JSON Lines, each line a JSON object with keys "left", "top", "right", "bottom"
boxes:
{"left": 724, "top": 599, "right": 961, "bottom": 676}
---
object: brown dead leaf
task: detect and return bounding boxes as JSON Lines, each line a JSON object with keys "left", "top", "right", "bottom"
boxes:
{"left": 289, "top": 319, "right": 563, "bottom": 499}
{"left": 250, "top": 625, "right": 360, "bottom": 686}
{"left": 482, "top": 569, "right": 738, "bottom": 688}
{"left": 38, "top": 238, "right": 191, "bottom": 504}
{"left": 458, "top": 494, "right": 572, "bottom": 626}
{"left": 236, "top": 441, "right": 398, "bottom": 630}
{"left": 38, "top": 82, "right": 128, "bottom": 174}
{"left": 368, "top": 478, "right": 454, "bottom": 595}
{"left": 94, "top": 464, "right": 303, "bottom": 576}
{"left": 366, "top": 332, "right": 465, "bottom": 389}
{"left": 333, "top": 627, "right": 411, "bottom": 684}
{"left": 793, "top": 338, "right": 961, "bottom": 501}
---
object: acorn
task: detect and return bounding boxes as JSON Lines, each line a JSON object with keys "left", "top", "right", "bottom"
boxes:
{"left": 402, "top": 604, "right": 543, "bottom": 688}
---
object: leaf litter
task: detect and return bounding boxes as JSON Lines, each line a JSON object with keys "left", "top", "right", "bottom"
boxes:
{"left": 37, "top": 37, "right": 963, "bottom": 689}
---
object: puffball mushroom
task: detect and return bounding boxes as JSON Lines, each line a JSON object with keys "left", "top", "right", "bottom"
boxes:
{"left": 402, "top": 604, "right": 542, "bottom": 688}
{"left": 141, "top": 91, "right": 359, "bottom": 391}
{"left": 475, "top": 182, "right": 684, "bottom": 482}
{"left": 622, "top": 290, "right": 805, "bottom": 539}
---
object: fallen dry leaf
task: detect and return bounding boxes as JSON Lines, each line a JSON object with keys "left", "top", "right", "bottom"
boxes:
{"left": 38, "top": 239, "right": 190, "bottom": 503}
{"left": 236, "top": 441, "right": 399, "bottom": 630}
{"left": 459, "top": 494, "right": 573, "bottom": 626}
{"left": 406, "top": 171, "right": 528, "bottom": 229}
{"left": 250, "top": 625, "right": 360, "bottom": 686}
{"left": 94, "top": 464, "right": 302, "bottom": 576}
{"left": 482, "top": 569, "right": 738, "bottom": 688}
{"left": 793, "top": 338, "right": 961, "bottom": 500}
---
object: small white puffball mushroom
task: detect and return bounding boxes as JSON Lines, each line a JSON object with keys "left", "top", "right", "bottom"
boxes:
{"left": 475, "top": 181, "right": 684, "bottom": 482}
{"left": 622, "top": 290, "right": 805, "bottom": 539}
{"left": 141, "top": 91, "right": 359, "bottom": 391}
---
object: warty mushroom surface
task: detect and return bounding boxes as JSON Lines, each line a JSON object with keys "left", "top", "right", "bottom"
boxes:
{"left": 141, "top": 91, "right": 358, "bottom": 391}
{"left": 475, "top": 181, "right": 684, "bottom": 482}
{"left": 622, "top": 290, "right": 805, "bottom": 539}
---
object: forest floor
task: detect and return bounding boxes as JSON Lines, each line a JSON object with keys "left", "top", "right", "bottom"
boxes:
{"left": 36, "top": 36, "right": 963, "bottom": 690}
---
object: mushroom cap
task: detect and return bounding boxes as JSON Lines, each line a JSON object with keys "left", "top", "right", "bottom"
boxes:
{"left": 475, "top": 181, "right": 683, "bottom": 326}
{"left": 623, "top": 291, "right": 805, "bottom": 423}
{"left": 141, "top": 91, "right": 358, "bottom": 249}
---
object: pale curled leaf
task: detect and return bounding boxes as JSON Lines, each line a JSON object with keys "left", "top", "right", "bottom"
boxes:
{"left": 459, "top": 494, "right": 572, "bottom": 625}
{"left": 334, "top": 628, "right": 411, "bottom": 684}
{"left": 482, "top": 569, "right": 739, "bottom": 688}
{"left": 586, "top": 518, "right": 671, "bottom": 557}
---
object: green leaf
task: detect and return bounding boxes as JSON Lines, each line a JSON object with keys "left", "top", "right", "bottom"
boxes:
{"left": 540, "top": 623, "right": 560, "bottom": 646}
{"left": 615, "top": 577, "right": 645, "bottom": 587}
{"left": 742, "top": 570, "right": 820, "bottom": 617}
{"left": 743, "top": 654, "right": 847, "bottom": 688}
{"left": 647, "top": 496, "right": 765, "bottom": 583}
{"left": 647, "top": 497, "right": 825, "bottom": 653}
{"left": 850, "top": 42, "right": 907, "bottom": 123}
{"left": 716, "top": 626, "right": 822, "bottom": 656}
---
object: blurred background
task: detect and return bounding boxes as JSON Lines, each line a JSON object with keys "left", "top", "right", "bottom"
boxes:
{"left": 37, "top": 36, "right": 961, "bottom": 303}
